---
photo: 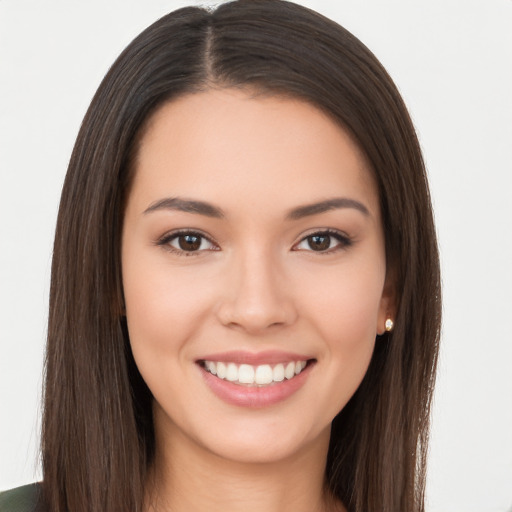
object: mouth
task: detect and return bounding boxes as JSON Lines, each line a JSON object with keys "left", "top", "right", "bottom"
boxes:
{"left": 198, "top": 359, "right": 313, "bottom": 387}
{"left": 196, "top": 353, "right": 316, "bottom": 407}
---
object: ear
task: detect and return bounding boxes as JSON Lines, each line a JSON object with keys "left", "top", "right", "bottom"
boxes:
{"left": 376, "top": 270, "right": 397, "bottom": 336}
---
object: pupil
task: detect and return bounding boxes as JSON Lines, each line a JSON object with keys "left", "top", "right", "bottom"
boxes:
{"left": 308, "top": 235, "right": 330, "bottom": 251}
{"left": 179, "top": 234, "right": 201, "bottom": 251}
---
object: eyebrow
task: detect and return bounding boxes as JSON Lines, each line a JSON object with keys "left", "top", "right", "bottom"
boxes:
{"left": 143, "top": 196, "right": 369, "bottom": 219}
{"left": 143, "top": 197, "right": 225, "bottom": 218}
{"left": 286, "top": 197, "right": 370, "bottom": 220}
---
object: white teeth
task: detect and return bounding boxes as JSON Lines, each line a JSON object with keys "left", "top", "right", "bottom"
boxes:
{"left": 203, "top": 360, "right": 309, "bottom": 386}
{"left": 206, "top": 361, "right": 217, "bottom": 375}
{"left": 255, "top": 364, "right": 273, "bottom": 385}
{"left": 285, "top": 362, "right": 295, "bottom": 379}
{"left": 216, "top": 362, "right": 227, "bottom": 379}
{"left": 273, "top": 363, "right": 285, "bottom": 382}
{"left": 226, "top": 363, "right": 238, "bottom": 382}
{"left": 238, "top": 364, "right": 255, "bottom": 384}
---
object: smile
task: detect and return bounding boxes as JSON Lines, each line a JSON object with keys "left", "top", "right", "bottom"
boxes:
{"left": 197, "top": 351, "right": 316, "bottom": 407}
{"left": 202, "top": 360, "right": 308, "bottom": 386}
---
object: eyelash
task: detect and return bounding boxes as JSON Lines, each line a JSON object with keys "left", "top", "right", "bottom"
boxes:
{"left": 292, "top": 229, "right": 352, "bottom": 254}
{"left": 156, "top": 230, "right": 219, "bottom": 256}
{"left": 156, "top": 229, "right": 352, "bottom": 256}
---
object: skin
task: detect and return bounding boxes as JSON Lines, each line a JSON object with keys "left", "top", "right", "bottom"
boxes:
{"left": 122, "top": 88, "right": 394, "bottom": 512}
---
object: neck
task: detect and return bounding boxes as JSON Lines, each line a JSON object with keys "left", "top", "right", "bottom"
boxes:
{"left": 145, "top": 418, "right": 344, "bottom": 512}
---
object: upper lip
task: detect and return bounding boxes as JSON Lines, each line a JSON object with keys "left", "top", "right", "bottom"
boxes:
{"left": 197, "top": 350, "right": 314, "bottom": 365}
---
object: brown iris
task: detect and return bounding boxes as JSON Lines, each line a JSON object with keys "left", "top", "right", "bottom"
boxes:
{"left": 307, "top": 234, "right": 331, "bottom": 251}
{"left": 178, "top": 234, "right": 201, "bottom": 251}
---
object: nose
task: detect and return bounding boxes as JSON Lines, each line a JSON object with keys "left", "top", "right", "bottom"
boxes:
{"left": 216, "top": 249, "right": 297, "bottom": 334}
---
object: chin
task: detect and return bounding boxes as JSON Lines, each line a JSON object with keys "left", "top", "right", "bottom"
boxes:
{"left": 183, "top": 413, "right": 332, "bottom": 466}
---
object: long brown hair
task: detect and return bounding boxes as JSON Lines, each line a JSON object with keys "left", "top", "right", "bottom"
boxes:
{"left": 41, "top": 1, "right": 441, "bottom": 511}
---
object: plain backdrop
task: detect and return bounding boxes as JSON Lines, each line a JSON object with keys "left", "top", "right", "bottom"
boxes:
{"left": 1, "top": 1, "right": 511, "bottom": 511}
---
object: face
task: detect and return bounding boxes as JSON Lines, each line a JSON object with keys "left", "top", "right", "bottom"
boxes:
{"left": 122, "top": 89, "right": 393, "bottom": 465}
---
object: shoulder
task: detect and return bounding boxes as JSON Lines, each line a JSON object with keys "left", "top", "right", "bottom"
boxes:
{"left": 0, "top": 483, "right": 42, "bottom": 512}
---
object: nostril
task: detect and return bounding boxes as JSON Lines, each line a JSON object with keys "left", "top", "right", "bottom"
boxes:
{"left": 216, "top": 297, "right": 298, "bottom": 333}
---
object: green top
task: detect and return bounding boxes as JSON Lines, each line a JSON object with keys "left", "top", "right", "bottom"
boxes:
{"left": 0, "top": 483, "right": 41, "bottom": 512}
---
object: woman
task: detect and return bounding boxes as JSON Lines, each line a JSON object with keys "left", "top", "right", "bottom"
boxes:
{"left": 0, "top": 1, "right": 441, "bottom": 511}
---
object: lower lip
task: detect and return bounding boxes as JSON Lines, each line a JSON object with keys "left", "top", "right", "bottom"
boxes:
{"left": 199, "top": 363, "right": 314, "bottom": 408}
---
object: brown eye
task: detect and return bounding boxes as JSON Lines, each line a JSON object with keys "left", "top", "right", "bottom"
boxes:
{"left": 178, "top": 234, "right": 201, "bottom": 251}
{"left": 158, "top": 231, "right": 216, "bottom": 254}
{"left": 307, "top": 234, "right": 331, "bottom": 251}
{"left": 294, "top": 230, "right": 352, "bottom": 253}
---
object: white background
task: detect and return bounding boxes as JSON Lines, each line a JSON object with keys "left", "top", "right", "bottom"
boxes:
{"left": 1, "top": 1, "right": 511, "bottom": 511}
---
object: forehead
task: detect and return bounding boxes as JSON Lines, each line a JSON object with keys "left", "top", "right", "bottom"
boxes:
{"left": 130, "top": 88, "right": 379, "bottom": 219}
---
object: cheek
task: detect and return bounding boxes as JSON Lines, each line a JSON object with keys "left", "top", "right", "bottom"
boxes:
{"left": 122, "top": 261, "right": 218, "bottom": 419}
{"left": 321, "top": 288, "right": 379, "bottom": 378}
{"left": 296, "top": 261, "right": 385, "bottom": 394}
{"left": 122, "top": 257, "right": 213, "bottom": 364}
{"left": 300, "top": 263, "right": 385, "bottom": 339}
